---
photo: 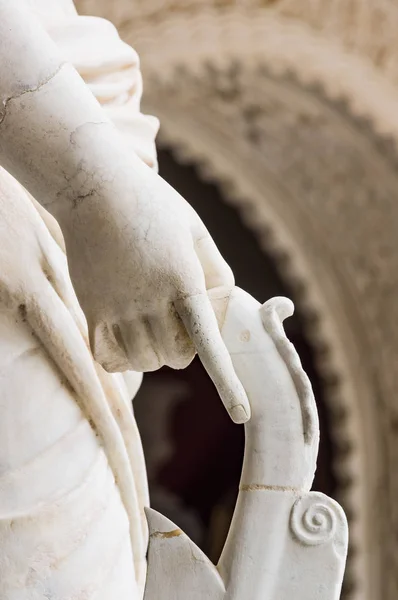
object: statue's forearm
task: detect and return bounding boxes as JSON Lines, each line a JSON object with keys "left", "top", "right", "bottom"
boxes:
{"left": 0, "top": 1, "right": 140, "bottom": 229}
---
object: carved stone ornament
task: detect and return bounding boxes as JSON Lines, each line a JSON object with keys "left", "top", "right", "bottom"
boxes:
{"left": 73, "top": 3, "right": 398, "bottom": 600}
{"left": 143, "top": 290, "right": 348, "bottom": 600}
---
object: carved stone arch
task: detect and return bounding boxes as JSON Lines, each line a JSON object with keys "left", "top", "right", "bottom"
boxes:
{"left": 75, "top": 4, "right": 398, "bottom": 600}
{"left": 78, "top": 0, "right": 398, "bottom": 87}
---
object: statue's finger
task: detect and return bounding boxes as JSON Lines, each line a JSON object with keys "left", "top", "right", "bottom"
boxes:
{"left": 176, "top": 293, "right": 251, "bottom": 424}
{"left": 149, "top": 305, "right": 195, "bottom": 369}
{"left": 89, "top": 319, "right": 131, "bottom": 373}
{"left": 117, "top": 318, "right": 165, "bottom": 373}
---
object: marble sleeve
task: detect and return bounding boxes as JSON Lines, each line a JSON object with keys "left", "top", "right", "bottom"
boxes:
{"left": 47, "top": 14, "right": 160, "bottom": 170}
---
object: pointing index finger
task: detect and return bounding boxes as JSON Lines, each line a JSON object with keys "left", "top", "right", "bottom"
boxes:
{"left": 175, "top": 293, "right": 251, "bottom": 424}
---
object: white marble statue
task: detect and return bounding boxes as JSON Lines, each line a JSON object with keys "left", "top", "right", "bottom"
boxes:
{"left": 0, "top": 1, "right": 348, "bottom": 599}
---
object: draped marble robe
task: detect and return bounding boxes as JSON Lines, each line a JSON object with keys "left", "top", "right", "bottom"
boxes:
{"left": 0, "top": 2, "right": 157, "bottom": 598}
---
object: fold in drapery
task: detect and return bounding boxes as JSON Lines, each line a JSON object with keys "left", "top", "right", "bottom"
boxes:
{"left": 0, "top": 166, "right": 148, "bottom": 599}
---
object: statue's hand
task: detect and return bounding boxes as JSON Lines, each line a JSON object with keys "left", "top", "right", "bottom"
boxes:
{"left": 0, "top": 2, "right": 247, "bottom": 424}
{"left": 59, "top": 157, "right": 250, "bottom": 424}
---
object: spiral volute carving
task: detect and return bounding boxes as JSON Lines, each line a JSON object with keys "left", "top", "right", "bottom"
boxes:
{"left": 290, "top": 493, "right": 342, "bottom": 547}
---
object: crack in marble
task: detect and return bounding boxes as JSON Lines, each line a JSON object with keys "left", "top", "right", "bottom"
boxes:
{"left": 240, "top": 484, "right": 303, "bottom": 493}
{"left": 150, "top": 529, "right": 183, "bottom": 539}
{"left": 0, "top": 62, "right": 67, "bottom": 127}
